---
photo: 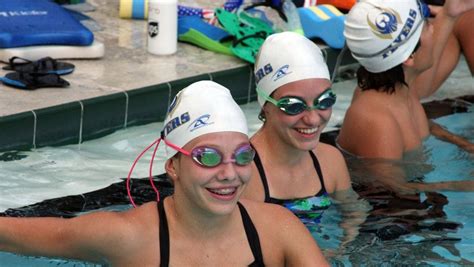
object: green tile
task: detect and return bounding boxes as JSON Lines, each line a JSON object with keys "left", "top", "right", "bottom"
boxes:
{"left": 0, "top": 111, "right": 35, "bottom": 152}
{"left": 127, "top": 83, "right": 171, "bottom": 126}
{"left": 81, "top": 92, "right": 127, "bottom": 142}
{"left": 35, "top": 102, "right": 82, "bottom": 147}
{"left": 211, "top": 65, "right": 253, "bottom": 104}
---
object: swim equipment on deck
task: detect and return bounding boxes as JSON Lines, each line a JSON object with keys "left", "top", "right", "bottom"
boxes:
{"left": 0, "top": 0, "right": 94, "bottom": 48}
{"left": 298, "top": 5, "right": 346, "bottom": 49}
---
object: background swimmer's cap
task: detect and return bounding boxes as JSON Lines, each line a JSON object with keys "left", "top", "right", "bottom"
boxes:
{"left": 254, "top": 31, "right": 330, "bottom": 107}
{"left": 162, "top": 80, "right": 248, "bottom": 159}
{"left": 344, "top": 0, "right": 425, "bottom": 73}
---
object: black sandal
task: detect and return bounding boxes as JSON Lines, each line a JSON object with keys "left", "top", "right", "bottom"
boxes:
{"left": 0, "top": 71, "right": 70, "bottom": 90}
{"left": 2, "top": 56, "right": 75, "bottom": 75}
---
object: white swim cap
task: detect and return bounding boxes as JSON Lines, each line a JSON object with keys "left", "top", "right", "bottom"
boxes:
{"left": 344, "top": 0, "right": 427, "bottom": 73}
{"left": 161, "top": 81, "right": 248, "bottom": 159}
{"left": 254, "top": 32, "right": 330, "bottom": 107}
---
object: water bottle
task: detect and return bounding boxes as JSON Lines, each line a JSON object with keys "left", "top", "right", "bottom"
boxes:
{"left": 147, "top": 0, "right": 178, "bottom": 55}
{"left": 282, "top": 0, "right": 304, "bottom": 35}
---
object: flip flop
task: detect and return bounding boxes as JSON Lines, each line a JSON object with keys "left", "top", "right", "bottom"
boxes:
{"left": 2, "top": 57, "right": 75, "bottom": 75}
{"left": 0, "top": 72, "right": 70, "bottom": 90}
{"left": 298, "top": 5, "right": 346, "bottom": 49}
{"left": 178, "top": 16, "right": 234, "bottom": 56}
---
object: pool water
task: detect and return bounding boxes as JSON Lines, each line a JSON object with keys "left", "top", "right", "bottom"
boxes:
{"left": 0, "top": 58, "right": 472, "bottom": 265}
{"left": 332, "top": 110, "right": 474, "bottom": 266}
{"left": 1, "top": 100, "right": 472, "bottom": 266}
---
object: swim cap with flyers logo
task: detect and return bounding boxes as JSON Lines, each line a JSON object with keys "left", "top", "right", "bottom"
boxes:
{"left": 254, "top": 32, "right": 330, "bottom": 107}
{"left": 344, "top": 0, "right": 429, "bottom": 73}
{"left": 161, "top": 80, "right": 248, "bottom": 159}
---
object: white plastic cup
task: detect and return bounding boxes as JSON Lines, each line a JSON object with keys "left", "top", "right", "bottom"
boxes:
{"left": 147, "top": 0, "right": 178, "bottom": 55}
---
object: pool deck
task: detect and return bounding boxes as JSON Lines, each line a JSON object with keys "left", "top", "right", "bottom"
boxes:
{"left": 0, "top": 0, "right": 250, "bottom": 117}
{"left": 0, "top": 0, "right": 472, "bottom": 153}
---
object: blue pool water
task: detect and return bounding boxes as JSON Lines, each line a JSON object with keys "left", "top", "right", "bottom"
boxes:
{"left": 0, "top": 102, "right": 472, "bottom": 266}
{"left": 331, "top": 110, "right": 474, "bottom": 266}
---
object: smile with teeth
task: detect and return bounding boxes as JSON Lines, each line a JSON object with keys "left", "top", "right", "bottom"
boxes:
{"left": 207, "top": 187, "right": 237, "bottom": 196}
{"left": 296, "top": 127, "right": 319, "bottom": 134}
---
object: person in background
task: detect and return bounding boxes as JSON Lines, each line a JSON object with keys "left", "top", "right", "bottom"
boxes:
{"left": 242, "top": 32, "right": 367, "bottom": 248}
{"left": 0, "top": 81, "right": 329, "bottom": 266}
{"left": 337, "top": 0, "right": 474, "bottom": 197}
{"left": 425, "top": 8, "right": 473, "bottom": 92}
{"left": 338, "top": 0, "right": 474, "bottom": 160}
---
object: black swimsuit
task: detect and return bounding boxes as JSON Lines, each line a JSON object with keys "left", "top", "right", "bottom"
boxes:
{"left": 158, "top": 200, "right": 265, "bottom": 267}
{"left": 253, "top": 148, "right": 331, "bottom": 225}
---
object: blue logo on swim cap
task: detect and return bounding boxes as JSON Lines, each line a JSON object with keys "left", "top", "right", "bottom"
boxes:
{"left": 167, "top": 91, "right": 182, "bottom": 118}
{"left": 382, "top": 9, "right": 418, "bottom": 59}
{"left": 368, "top": 8, "right": 401, "bottom": 39}
{"left": 272, "top": 65, "right": 291, "bottom": 82}
{"left": 188, "top": 114, "right": 214, "bottom": 132}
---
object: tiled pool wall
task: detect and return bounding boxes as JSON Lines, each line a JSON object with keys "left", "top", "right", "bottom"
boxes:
{"left": 0, "top": 48, "right": 356, "bottom": 153}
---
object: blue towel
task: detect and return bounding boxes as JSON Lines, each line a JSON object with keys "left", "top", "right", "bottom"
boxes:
{"left": 0, "top": 0, "right": 94, "bottom": 48}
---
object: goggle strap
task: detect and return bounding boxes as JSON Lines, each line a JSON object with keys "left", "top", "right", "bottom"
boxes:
{"left": 256, "top": 87, "right": 279, "bottom": 106}
{"left": 163, "top": 139, "right": 191, "bottom": 156}
{"left": 127, "top": 138, "right": 161, "bottom": 208}
{"left": 149, "top": 139, "right": 161, "bottom": 203}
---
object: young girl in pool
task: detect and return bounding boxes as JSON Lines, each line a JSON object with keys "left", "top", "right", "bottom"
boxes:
{"left": 242, "top": 32, "right": 356, "bottom": 226}
{"left": 0, "top": 81, "right": 328, "bottom": 266}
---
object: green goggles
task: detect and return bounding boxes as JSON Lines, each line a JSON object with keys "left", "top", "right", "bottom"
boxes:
{"left": 257, "top": 87, "right": 337, "bottom": 115}
{"left": 181, "top": 144, "right": 255, "bottom": 168}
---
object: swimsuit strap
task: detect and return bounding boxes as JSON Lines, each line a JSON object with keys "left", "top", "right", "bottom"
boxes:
{"left": 238, "top": 202, "right": 265, "bottom": 267}
{"left": 251, "top": 146, "right": 272, "bottom": 202}
{"left": 309, "top": 150, "right": 327, "bottom": 195}
{"left": 253, "top": 144, "right": 327, "bottom": 201}
{"left": 157, "top": 200, "right": 170, "bottom": 267}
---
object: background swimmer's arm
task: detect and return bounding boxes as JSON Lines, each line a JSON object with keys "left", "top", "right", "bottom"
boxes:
{"left": 409, "top": 180, "right": 474, "bottom": 192}
{"left": 413, "top": 1, "right": 474, "bottom": 99}
{"left": 429, "top": 120, "right": 474, "bottom": 153}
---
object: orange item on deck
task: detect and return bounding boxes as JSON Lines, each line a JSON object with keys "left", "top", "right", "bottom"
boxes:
{"left": 316, "top": 0, "right": 355, "bottom": 11}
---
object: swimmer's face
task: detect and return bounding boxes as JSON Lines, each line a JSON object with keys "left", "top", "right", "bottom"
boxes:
{"left": 263, "top": 78, "right": 333, "bottom": 151}
{"left": 168, "top": 132, "right": 252, "bottom": 216}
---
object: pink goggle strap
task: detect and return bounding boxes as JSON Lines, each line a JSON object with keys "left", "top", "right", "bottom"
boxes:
{"left": 126, "top": 136, "right": 190, "bottom": 207}
{"left": 126, "top": 138, "right": 160, "bottom": 208}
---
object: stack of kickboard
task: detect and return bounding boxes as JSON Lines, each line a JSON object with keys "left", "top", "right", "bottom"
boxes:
{"left": 0, "top": 0, "right": 104, "bottom": 62}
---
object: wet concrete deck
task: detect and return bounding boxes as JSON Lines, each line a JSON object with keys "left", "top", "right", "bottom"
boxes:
{"left": 0, "top": 0, "right": 246, "bottom": 117}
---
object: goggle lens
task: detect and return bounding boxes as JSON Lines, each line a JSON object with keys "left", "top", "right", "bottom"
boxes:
{"left": 277, "top": 89, "right": 337, "bottom": 115}
{"left": 192, "top": 147, "right": 222, "bottom": 167}
{"left": 279, "top": 98, "right": 307, "bottom": 115}
{"left": 234, "top": 145, "right": 256, "bottom": 165}
{"left": 190, "top": 144, "right": 255, "bottom": 168}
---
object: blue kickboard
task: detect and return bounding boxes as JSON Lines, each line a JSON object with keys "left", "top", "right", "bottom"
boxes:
{"left": 0, "top": 0, "right": 94, "bottom": 48}
{"left": 298, "top": 6, "right": 345, "bottom": 49}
